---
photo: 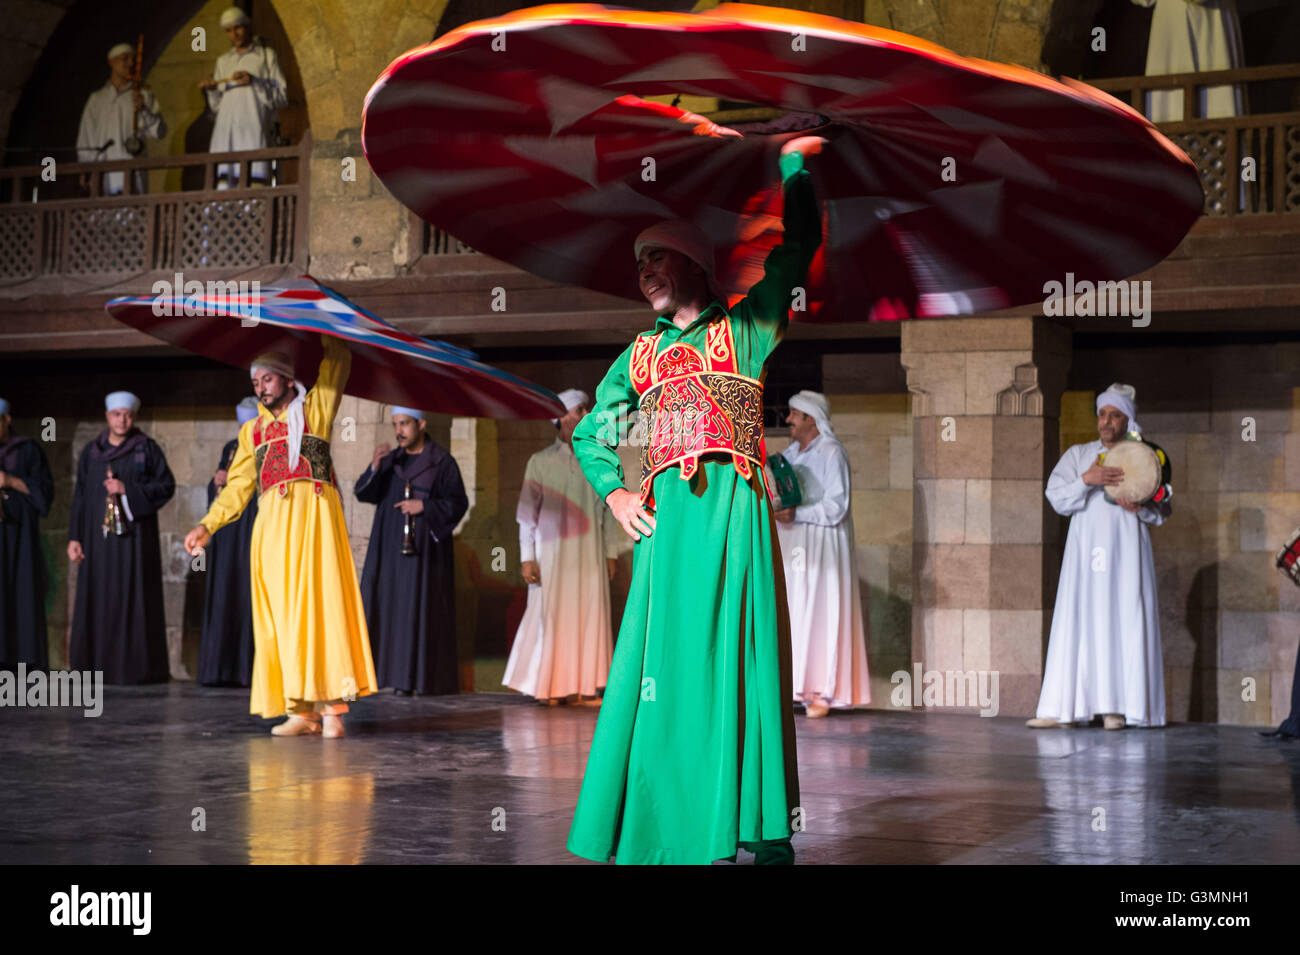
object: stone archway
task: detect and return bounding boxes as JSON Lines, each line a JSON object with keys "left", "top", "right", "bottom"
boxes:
{"left": 3, "top": 0, "right": 208, "bottom": 166}
{"left": 3, "top": 0, "right": 312, "bottom": 194}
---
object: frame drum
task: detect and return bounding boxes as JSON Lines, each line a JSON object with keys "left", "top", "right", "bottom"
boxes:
{"left": 765, "top": 452, "right": 802, "bottom": 509}
{"left": 1099, "top": 434, "right": 1172, "bottom": 505}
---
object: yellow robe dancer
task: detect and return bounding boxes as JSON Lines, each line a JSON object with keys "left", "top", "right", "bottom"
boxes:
{"left": 186, "top": 335, "right": 377, "bottom": 736}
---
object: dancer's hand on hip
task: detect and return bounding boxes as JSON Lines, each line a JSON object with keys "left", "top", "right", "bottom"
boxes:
{"left": 606, "top": 488, "right": 655, "bottom": 542}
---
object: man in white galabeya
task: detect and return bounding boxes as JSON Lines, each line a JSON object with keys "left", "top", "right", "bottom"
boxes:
{"left": 1028, "top": 383, "right": 1169, "bottom": 731}
{"left": 505, "top": 388, "right": 622, "bottom": 706}
{"left": 774, "top": 390, "right": 870, "bottom": 718}
{"left": 200, "top": 6, "right": 288, "bottom": 189}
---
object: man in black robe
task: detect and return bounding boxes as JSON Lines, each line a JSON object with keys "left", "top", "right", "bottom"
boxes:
{"left": 68, "top": 391, "right": 175, "bottom": 684}
{"left": 197, "top": 397, "right": 259, "bottom": 686}
{"left": 0, "top": 398, "right": 55, "bottom": 669}
{"left": 356, "top": 407, "right": 468, "bottom": 695}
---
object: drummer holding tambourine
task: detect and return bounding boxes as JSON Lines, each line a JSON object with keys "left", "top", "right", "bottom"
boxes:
{"left": 1028, "top": 383, "right": 1172, "bottom": 732}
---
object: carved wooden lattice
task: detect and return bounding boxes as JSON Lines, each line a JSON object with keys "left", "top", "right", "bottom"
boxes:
{"left": 1287, "top": 124, "right": 1300, "bottom": 213}
{"left": 181, "top": 198, "right": 266, "bottom": 269}
{"left": 67, "top": 206, "right": 147, "bottom": 273}
{"left": 0, "top": 213, "right": 36, "bottom": 280}
{"left": 271, "top": 194, "right": 295, "bottom": 264}
{"left": 1173, "top": 130, "right": 1229, "bottom": 216}
{"left": 425, "top": 223, "right": 476, "bottom": 255}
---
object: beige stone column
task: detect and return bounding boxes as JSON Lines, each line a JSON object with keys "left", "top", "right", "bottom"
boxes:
{"left": 902, "top": 317, "right": 1071, "bottom": 717}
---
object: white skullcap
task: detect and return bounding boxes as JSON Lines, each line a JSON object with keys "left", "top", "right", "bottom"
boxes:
{"left": 250, "top": 352, "right": 294, "bottom": 379}
{"left": 107, "top": 43, "right": 133, "bottom": 61}
{"left": 551, "top": 388, "right": 589, "bottom": 425}
{"left": 105, "top": 391, "right": 141, "bottom": 413}
{"left": 788, "top": 390, "right": 834, "bottom": 439}
{"left": 1096, "top": 382, "right": 1140, "bottom": 434}
{"left": 391, "top": 406, "right": 427, "bottom": 420}
{"left": 0, "top": 398, "right": 9, "bottom": 415}
{"left": 634, "top": 220, "right": 727, "bottom": 305}
{"left": 220, "top": 6, "right": 251, "bottom": 27}
{"left": 236, "top": 396, "right": 260, "bottom": 425}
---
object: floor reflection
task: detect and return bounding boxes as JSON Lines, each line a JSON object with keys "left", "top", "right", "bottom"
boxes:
{"left": 245, "top": 737, "right": 375, "bottom": 865}
{"left": 2, "top": 684, "right": 1298, "bottom": 864}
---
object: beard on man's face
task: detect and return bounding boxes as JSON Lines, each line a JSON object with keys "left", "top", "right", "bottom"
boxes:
{"left": 256, "top": 376, "right": 291, "bottom": 407}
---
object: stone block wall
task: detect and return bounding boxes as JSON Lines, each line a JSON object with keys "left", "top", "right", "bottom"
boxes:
{"left": 903, "top": 317, "right": 1072, "bottom": 718}
{"left": 818, "top": 350, "right": 913, "bottom": 707}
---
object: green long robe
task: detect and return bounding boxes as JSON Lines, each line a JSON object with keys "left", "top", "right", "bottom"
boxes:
{"left": 567, "top": 159, "right": 821, "bottom": 864}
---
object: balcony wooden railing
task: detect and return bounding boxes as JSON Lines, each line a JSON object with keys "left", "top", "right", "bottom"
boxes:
{"left": 1091, "top": 65, "right": 1300, "bottom": 217}
{"left": 0, "top": 134, "right": 311, "bottom": 282}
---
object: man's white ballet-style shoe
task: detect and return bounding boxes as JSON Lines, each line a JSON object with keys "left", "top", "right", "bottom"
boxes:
{"left": 1025, "top": 717, "right": 1067, "bottom": 728}
{"left": 322, "top": 715, "right": 345, "bottom": 738}
{"left": 1103, "top": 714, "right": 1126, "bottom": 730}
{"left": 804, "top": 700, "right": 830, "bottom": 718}
{"left": 271, "top": 715, "right": 322, "bottom": 736}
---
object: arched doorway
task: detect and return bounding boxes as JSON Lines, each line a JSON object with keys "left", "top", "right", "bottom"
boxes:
{"left": 4, "top": 0, "right": 308, "bottom": 196}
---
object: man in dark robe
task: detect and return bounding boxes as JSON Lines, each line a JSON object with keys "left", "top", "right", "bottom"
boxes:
{"left": 0, "top": 398, "right": 55, "bottom": 669}
{"left": 197, "top": 397, "right": 260, "bottom": 686}
{"left": 68, "top": 391, "right": 175, "bottom": 684}
{"left": 355, "top": 406, "right": 468, "bottom": 695}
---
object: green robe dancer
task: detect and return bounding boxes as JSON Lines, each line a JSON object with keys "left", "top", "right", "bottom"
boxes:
{"left": 568, "top": 150, "right": 821, "bottom": 864}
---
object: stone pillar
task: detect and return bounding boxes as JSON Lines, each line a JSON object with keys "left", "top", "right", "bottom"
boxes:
{"left": 902, "top": 316, "right": 1072, "bottom": 717}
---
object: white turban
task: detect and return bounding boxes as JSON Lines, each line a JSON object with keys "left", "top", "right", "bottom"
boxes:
{"left": 788, "top": 390, "right": 834, "bottom": 439}
{"left": 107, "top": 43, "right": 133, "bottom": 61}
{"left": 236, "top": 396, "right": 260, "bottom": 425}
{"left": 634, "top": 220, "right": 726, "bottom": 305}
{"left": 1096, "top": 382, "right": 1140, "bottom": 435}
{"left": 391, "top": 406, "right": 426, "bottom": 420}
{"left": 220, "top": 7, "right": 251, "bottom": 27}
{"left": 105, "top": 391, "right": 141, "bottom": 413}
{"left": 551, "top": 388, "right": 589, "bottom": 425}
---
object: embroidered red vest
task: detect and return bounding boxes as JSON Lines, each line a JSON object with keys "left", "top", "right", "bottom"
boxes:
{"left": 252, "top": 416, "right": 337, "bottom": 497}
{"left": 630, "top": 317, "right": 766, "bottom": 508}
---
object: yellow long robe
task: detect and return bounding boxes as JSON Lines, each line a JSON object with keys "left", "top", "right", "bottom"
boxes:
{"left": 201, "top": 336, "right": 377, "bottom": 718}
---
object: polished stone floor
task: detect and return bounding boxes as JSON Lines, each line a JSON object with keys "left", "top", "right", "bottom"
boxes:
{"left": 2, "top": 683, "right": 1298, "bottom": 864}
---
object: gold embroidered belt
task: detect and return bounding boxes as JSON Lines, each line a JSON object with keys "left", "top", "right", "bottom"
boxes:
{"left": 254, "top": 433, "right": 337, "bottom": 497}
{"left": 636, "top": 370, "right": 764, "bottom": 502}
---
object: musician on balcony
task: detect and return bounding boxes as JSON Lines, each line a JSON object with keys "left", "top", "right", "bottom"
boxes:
{"left": 200, "top": 6, "right": 287, "bottom": 189}
{"left": 1133, "top": 0, "right": 1245, "bottom": 122}
{"left": 75, "top": 43, "right": 167, "bottom": 196}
